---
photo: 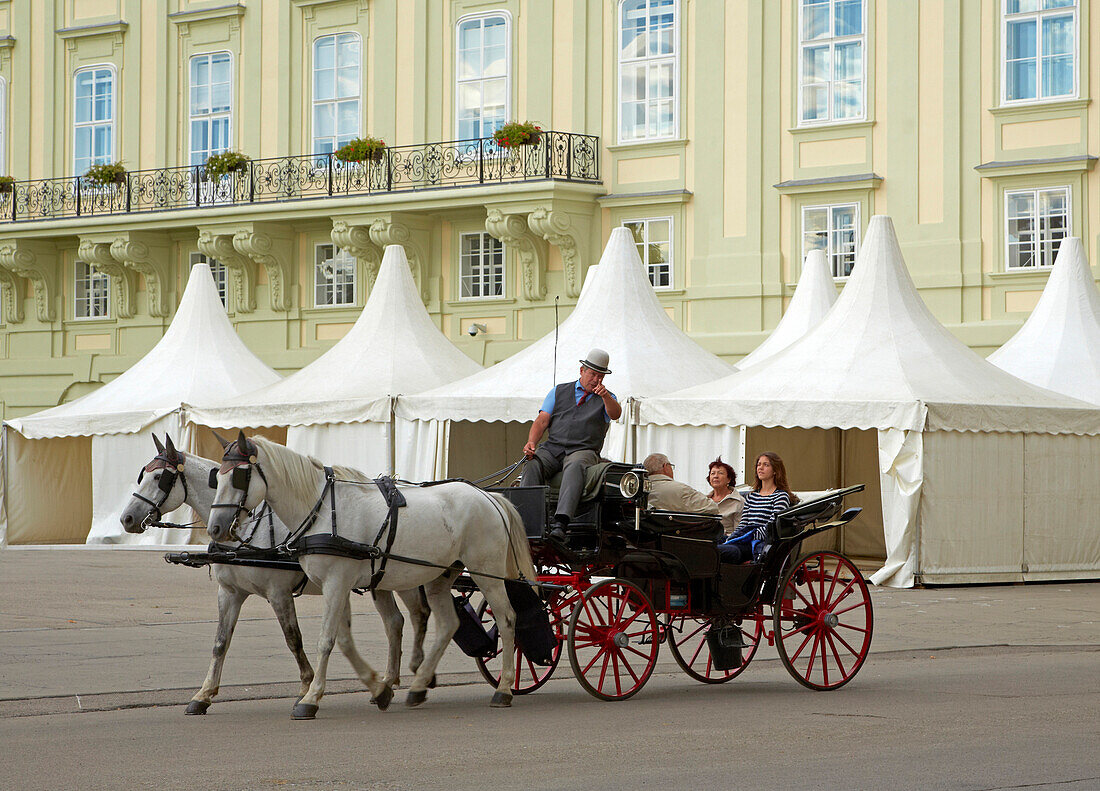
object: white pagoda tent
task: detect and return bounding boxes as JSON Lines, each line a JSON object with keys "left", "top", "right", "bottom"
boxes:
{"left": 638, "top": 216, "right": 1100, "bottom": 587}
{"left": 987, "top": 237, "right": 1100, "bottom": 405}
{"left": 395, "top": 226, "right": 735, "bottom": 482}
{"left": 186, "top": 245, "right": 481, "bottom": 475}
{"left": 1, "top": 263, "right": 281, "bottom": 546}
{"left": 737, "top": 248, "right": 837, "bottom": 369}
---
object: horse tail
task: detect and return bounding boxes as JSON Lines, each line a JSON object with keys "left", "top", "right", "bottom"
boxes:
{"left": 495, "top": 495, "right": 537, "bottom": 584}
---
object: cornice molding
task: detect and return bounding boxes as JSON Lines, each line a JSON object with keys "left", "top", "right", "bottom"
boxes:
{"left": 167, "top": 4, "right": 246, "bottom": 25}
{"left": 56, "top": 21, "right": 129, "bottom": 39}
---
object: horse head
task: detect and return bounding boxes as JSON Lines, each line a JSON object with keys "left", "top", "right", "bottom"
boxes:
{"left": 207, "top": 430, "right": 267, "bottom": 543}
{"left": 119, "top": 434, "right": 189, "bottom": 533}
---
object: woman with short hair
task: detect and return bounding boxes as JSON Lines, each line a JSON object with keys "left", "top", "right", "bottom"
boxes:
{"left": 718, "top": 452, "right": 796, "bottom": 563}
{"left": 706, "top": 456, "right": 744, "bottom": 537}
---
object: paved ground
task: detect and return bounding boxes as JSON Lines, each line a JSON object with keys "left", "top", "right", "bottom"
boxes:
{"left": 1, "top": 548, "right": 1098, "bottom": 790}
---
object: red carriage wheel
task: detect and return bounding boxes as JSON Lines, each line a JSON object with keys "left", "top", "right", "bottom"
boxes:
{"left": 566, "top": 578, "right": 659, "bottom": 701}
{"left": 773, "top": 551, "right": 873, "bottom": 691}
{"left": 667, "top": 614, "right": 764, "bottom": 684}
{"left": 473, "top": 587, "right": 577, "bottom": 694}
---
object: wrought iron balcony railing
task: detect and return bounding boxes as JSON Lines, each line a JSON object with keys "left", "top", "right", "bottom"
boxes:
{"left": 0, "top": 131, "right": 600, "bottom": 223}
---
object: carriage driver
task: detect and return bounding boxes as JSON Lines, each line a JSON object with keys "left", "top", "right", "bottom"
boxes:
{"left": 521, "top": 348, "right": 622, "bottom": 549}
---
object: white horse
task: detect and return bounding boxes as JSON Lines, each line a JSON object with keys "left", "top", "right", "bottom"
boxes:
{"left": 120, "top": 433, "right": 430, "bottom": 714}
{"left": 207, "top": 432, "right": 536, "bottom": 719}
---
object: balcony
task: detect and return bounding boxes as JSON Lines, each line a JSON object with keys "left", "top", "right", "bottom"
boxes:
{"left": 0, "top": 131, "right": 600, "bottom": 224}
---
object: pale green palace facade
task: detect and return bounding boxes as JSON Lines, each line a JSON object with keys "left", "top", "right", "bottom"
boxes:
{"left": 0, "top": 0, "right": 1097, "bottom": 420}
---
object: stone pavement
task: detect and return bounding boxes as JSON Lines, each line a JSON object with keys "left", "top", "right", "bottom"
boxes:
{"left": 1, "top": 547, "right": 1097, "bottom": 714}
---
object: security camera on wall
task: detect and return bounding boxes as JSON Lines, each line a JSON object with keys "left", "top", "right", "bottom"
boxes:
{"left": 467, "top": 323, "right": 487, "bottom": 337}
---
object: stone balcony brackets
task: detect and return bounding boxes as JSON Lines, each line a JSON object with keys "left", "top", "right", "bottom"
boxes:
{"left": 197, "top": 229, "right": 256, "bottom": 313}
{"left": 77, "top": 238, "right": 136, "bottom": 318}
{"left": 231, "top": 223, "right": 295, "bottom": 312}
{"left": 0, "top": 240, "right": 61, "bottom": 323}
{"left": 109, "top": 232, "right": 173, "bottom": 317}
{"left": 330, "top": 220, "right": 383, "bottom": 290}
{"left": 485, "top": 209, "right": 547, "bottom": 301}
{"left": 366, "top": 216, "right": 431, "bottom": 304}
{"left": 527, "top": 207, "right": 591, "bottom": 298}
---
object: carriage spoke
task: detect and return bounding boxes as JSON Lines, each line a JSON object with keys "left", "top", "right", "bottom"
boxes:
{"left": 819, "top": 632, "right": 829, "bottom": 686}
{"left": 789, "top": 627, "right": 817, "bottom": 662}
{"left": 804, "top": 630, "right": 822, "bottom": 678}
{"left": 622, "top": 643, "right": 652, "bottom": 662}
{"left": 610, "top": 650, "right": 621, "bottom": 696}
{"left": 581, "top": 647, "right": 607, "bottom": 676}
{"left": 832, "top": 599, "right": 870, "bottom": 618}
{"left": 824, "top": 630, "right": 849, "bottom": 678}
{"left": 827, "top": 576, "right": 859, "bottom": 609}
{"left": 616, "top": 647, "right": 641, "bottom": 684}
{"left": 687, "top": 633, "right": 707, "bottom": 666}
{"left": 830, "top": 628, "right": 863, "bottom": 658}
{"left": 836, "top": 622, "right": 870, "bottom": 636}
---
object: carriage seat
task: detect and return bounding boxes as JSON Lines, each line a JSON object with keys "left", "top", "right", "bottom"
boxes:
{"left": 545, "top": 460, "right": 615, "bottom": 504}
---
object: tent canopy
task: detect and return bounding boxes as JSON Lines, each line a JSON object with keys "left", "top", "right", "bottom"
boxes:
{"left": 987, "top": 237, "right": 1100, "bottom": 406}
{"left": 397, "top": 226, "right": 735, "bottom": 423}
{"left": 737, "top": 248, "right": 836, "bottom": 369}
{"left": 188, "top": 245, "right": 482, "bottom": 429}
{"left": 641, "top": 216, "right": 1100, "bottom": 435}
{"left": 6, "top": 263, "right": 281, "bottom": 438}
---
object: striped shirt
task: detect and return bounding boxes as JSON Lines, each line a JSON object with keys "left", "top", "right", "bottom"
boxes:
{"left": 723, "top": 490, "right": 791, "bottom": 548}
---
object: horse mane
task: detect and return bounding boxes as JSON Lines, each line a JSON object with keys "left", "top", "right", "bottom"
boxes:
{"left": 251, "top": 436, "right": 373, "bottom": 503}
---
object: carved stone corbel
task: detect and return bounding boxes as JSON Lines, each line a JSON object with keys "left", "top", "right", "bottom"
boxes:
{"left": 231, "top": 223, "right": 295, "bottom": 311}
{"left": 485, "top": 209, "right": 547, "bottom": 301}
{"left": 0, "top": 240, "right": 64, "bottom": 323}
{"left": 109, "top": 232, "right": 173, "bottom": 317}
{"left": 527, "top": 207, "right": 592, "bottom": 298}
{"left": 197, "top": 229, "right": 256, "bottom": 313}
{"left": 331, "top": 220, "right": 383, "bottom": 291}
{"left": 78, "top": 238, "right": 135, "bottom": 318}
{"left": 367, "top": 217, "right": 430, "bottom": 303}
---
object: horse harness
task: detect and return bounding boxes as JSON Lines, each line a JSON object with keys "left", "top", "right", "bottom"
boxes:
{"left": 133, "top": 450, "right": 188, "bottom": 524}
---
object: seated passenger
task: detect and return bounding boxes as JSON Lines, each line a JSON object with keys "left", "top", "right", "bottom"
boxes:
{"left": 706, "top": 456, "right": 744, "bottom": 537}
{"left": 643, "top": 453, "right": 719, "bottom": 515}
{"left": 718, "top": 452, "right": 796, "bottom": 563}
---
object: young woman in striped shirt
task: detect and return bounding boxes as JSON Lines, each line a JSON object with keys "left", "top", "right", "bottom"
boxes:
{"left": 718, "top": 452, "right": 797, "bottom": 563}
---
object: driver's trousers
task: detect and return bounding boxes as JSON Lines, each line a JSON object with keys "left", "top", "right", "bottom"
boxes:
{"left": 519, "top": 447, "right": 599, "bottom": 523}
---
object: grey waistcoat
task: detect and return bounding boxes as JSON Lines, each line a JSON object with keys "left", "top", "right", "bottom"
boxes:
{"left": 542, "top": 381, "right": 610, "bottom": 456}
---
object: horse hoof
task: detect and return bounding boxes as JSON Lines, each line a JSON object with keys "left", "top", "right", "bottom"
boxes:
{"left": 373, "top": 685, "right": 394, "bottom": 711}
{"left": 490, "top": 691, "right": 513, "bottom": 708}
{"left": 428, "top": 674, "right": 438, "bottom": 689}
{"left": 291, "top": 703, "right": 318, "bottom": 720}
{"left": 405, "top": 689, "right": 427, "bottom": 708}
{"left": 185, "top": 700, "right": 210, "bottom": 715}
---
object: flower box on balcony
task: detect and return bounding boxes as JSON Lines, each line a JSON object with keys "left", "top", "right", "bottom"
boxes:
{"left": 493, "top": 121, "right": 542, "bottom": 148}
{"left": 335, "top": 137, "right": 387, "bottom": 163}
{"left": 203, "top": 151, "right": 251, "bottom": 180}
{"left": 85, "top": 162, "right": 127, "bottom": 187}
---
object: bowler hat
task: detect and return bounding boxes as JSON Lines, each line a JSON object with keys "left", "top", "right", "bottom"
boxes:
{"left": 580, "top": 348, "right": 612, "bottom": 375}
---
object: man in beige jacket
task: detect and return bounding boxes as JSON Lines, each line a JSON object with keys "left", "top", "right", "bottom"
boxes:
{"left": 643, "top": 453, "right": 720, "bottom": 515}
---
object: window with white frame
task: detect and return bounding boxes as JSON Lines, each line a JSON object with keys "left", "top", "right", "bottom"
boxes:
{"left": 802, "top": 203, "right": 860, "bottom": 277}
{"left": 799, "top": 0, "right": 865, "bottom": 124}
{"left": 190, "top": 251, "right": 228, "bottom": 306}
{"left": 74, "top": 260, "right": 110, "bottom": 319}
{"left": 73, "top": 67, "right": 115, "bottom": 177}
{"left": 618, "top": 0, "right": 678, "bottom": 143}
{"left": 0, "top": 77, "right": 6, "bottom": 177}
{"left": 1003, "top": 0, "right": 1076, "bottom": 103}
{"left": 314, "top": 244, "right": 357, "bottom": 306}
{"left": 623, "top": 218, "right": 673, "bottom": 289}
{"left": 456, "top": 14, "right": 509, "bottom": 141}
{"left": 459, "top": 232, "right": 504, "bottom": 299}
{"left": 313, "top": 33, "right": 361, "bottom": 156}
{"left": 1005, "top": 186, "right": 1070, "bottom": 269}
{"left": 190, "top": 52, "right": 233, "bottom": 167}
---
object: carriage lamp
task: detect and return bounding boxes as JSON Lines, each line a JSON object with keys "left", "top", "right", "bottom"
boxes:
{"left": 618, "top": 472, "right": 641, "bottom": 499}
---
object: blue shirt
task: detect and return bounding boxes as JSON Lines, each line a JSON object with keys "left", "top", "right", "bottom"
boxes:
{"left": 540, "top": 380, "right": 617, "bottom": 423}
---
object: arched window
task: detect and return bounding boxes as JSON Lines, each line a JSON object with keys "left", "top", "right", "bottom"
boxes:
{"left": 455, "top": 13, "right": 509, "bottom": 140}
{"left": 313, "top": 32, "right": 361, "bottom": 155}
{"left": 73, "top": 66, "right": 115, "bottom": 176}
{"left": 190, "top": 52, "right": 233, "bottom": 166}
{"left": 618, "top": 0, "right": 678, "bottom": 143}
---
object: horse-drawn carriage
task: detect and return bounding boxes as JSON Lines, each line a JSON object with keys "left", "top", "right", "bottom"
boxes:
{"left": 459, "top": 462, "right": 873, "bottom": 700}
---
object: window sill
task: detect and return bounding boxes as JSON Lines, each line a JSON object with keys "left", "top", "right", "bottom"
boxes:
{"left": 986, "top": 267, "right": 1053, "bottom": 280}
{"left": 65, "top": 316, "right": 115, "bottom": 326}
{"left": 606, "top": 138, "right": 688, "bottom": 154}
{"left": 301, "top": 304, "right": 361, "bottom": 315}
{"left": 787, "top": 119, "right": 875, "bottom": 135}
{"left": 653, "top": 287, "right": 686, "bottom": 297}
{"left": 989, "top": 98, "right": 1090, "bottom": 117}
{"left": 445, "top": 297, "right": 517, "bottom": 308}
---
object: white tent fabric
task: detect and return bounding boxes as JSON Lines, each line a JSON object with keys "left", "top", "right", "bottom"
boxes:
{"left": 1, "top": 263, "right": 281, "bottom": 545}
{"left": 186, "top": 245, "right": 482, "bottom": 474}
{"left": 987, "top": 237, "right": 1100, "bottom": 405}
{"left": 737, "top": 248, "right": 837, "bottom": 369}
{"left": 638, "top": 216, "right": 1100, "bottom": 587}
{"left": 396, "top": 227, "right": 735, "bottom": 480}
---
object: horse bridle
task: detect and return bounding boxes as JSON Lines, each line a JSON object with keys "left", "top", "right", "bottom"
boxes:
{"left": 133, "top": 451, "right": 189, "bottom": 527}
{"left": 210, "top": 439, "right": 268, "bottom": 539}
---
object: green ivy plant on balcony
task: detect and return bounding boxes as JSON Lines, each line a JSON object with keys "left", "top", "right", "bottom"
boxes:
{"left": 0, "top": 175, "right": 14, "bottom": 194}
{"left": 334, "top": 136, "right": 387, "bottom": 163}
{"left": 84, "top": 161, "right": 128, "bottom": 186}
{"left": 203, "top": 150, "right": 251, "bottom": 180}
{"left": 493, "top": 121, "right": 542, "bottom": 147}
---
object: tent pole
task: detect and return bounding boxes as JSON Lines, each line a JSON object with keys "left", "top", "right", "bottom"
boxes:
{"left": 629, "top": 398, "right": 637, "bottom": 464}
{"left": 388, "top": 397, "right": 396, "bottom": 476}
{"left": 838, "top": 429, "right": 846, "bottom": 555}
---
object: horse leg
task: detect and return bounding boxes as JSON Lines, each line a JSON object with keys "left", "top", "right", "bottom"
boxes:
{"left": 294, "top": 566, "right": 383, "bottom": 720}
{"left": 397, "top": 586, "right": 432, "bottom": 686}
{"left": 404, "top": 577, "right": 459, "bottom": 708}
{"left": 336, "top": 596, "right": 394, "bottom": 710}
{"left": 370, "top": 590, "right": 404, "bottom": 691}
{"left": 475, "top": 576, "right": 517, "bottom": 708}
{"left": 267, "top": 590, "right": 314, "bottom": 702}
{"left": 188, "top": 585, "right": 247, "bottom": 715}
